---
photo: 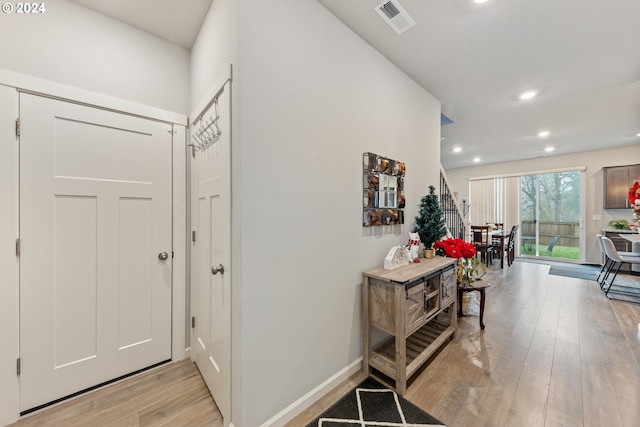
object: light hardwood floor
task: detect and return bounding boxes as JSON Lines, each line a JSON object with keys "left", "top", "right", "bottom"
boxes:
{"left": 10, "top": 260, "right": 640, "bottom": 427}
{"left": 10, "top": 360, "right": 222, "bottom": 427}
{"left": 289, "top": 260, "right": 640, "bottom": 427}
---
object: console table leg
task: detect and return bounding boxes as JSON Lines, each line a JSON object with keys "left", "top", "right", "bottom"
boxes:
{"left": 363, "top": 279, "right": 371, "bottom": 375}
{"left": 395, "top": 285, "right": 407, "bottom": 395}
{"left": 479, "top": 288, "right": 486, "bottom": 330}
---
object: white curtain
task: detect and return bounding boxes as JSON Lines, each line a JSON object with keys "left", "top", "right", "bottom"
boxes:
{"left": 469, "top": 176, "right": 521, "bottom": 233}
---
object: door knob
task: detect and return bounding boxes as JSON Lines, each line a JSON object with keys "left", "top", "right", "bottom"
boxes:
{"left": 211, "top": 264, "right": 225, "bottom": 275}
{"left": 158, "top": 252, "right": 169, "bottom": 260}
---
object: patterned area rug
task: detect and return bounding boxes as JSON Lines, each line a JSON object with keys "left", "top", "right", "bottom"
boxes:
{"left": 306, "top": 377, "right": 446, "bottom": 427}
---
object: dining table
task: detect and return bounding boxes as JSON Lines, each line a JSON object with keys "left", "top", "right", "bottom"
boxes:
{"left": 620, "top": 232, "right": 640, "bottom": 244}
{"left": 621, "top": 233, "right": 640, "bottom": 273}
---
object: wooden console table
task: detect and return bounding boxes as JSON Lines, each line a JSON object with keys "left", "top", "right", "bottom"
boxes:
{"left": 362, "top": 257, "right": 457, "bottom": 395}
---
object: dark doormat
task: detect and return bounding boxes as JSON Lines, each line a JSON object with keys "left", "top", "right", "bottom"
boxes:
{"left": 306, "top": 377, "right": 446, "bottom": 427}
{"left": 548, "top": 264, "right": 600, "bottom": 281}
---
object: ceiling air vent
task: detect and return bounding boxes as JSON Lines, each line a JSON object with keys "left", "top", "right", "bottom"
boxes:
{"left": 375, "top": 0, "right": 415, "bottom": 34}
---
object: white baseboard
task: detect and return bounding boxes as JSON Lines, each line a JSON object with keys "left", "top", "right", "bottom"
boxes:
{"left": 260, "top": 357, "right": 363, "bottom": 427}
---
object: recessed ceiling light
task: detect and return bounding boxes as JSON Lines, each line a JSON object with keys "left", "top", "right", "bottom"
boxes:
{"left": 473, "top": 157, "right": 481, "bottom": 163}
{"left": 636, "top": 132, "right": 640, "bottom": 137}
{"left": 538, "top": 131, "right": 550, "bottom": 138}
{"left": 545, "top": 147, "right": 555, "bottom": 152}
{"left": 519, "top": 90, "right": 537, "bottom": 100}
{"left": 474, "top": 0, "right": 489, "bottom": 3}
{"left": 453, "top": 146, "right": 462, "bottom": 153}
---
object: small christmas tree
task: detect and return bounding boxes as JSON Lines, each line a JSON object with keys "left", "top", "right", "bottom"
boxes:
{"left": 414, "top": 185, "right": 447, "bottom": 253}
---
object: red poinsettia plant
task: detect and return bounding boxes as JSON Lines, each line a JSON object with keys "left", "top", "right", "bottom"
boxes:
{"left": 630, "top": 180, "right": 640, "bottom": 228}
{"left": 629, "top": 180, "right": 640, "bottom": 206}
{"left": 433, "top": 238, "right": 477, "bottom": 259}
{"left": 434, "top": 238, "right": 485, "bottom": 285}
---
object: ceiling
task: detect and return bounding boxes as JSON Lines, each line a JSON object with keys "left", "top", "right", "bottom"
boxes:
{"left": 72, "top": 0, "right": 640, "bottom": 170}
{"left": 70, "top": 0, "right": 213, "bottom": 50}
{"left": 318, "top": 0, "right": 640, "bottom": 170}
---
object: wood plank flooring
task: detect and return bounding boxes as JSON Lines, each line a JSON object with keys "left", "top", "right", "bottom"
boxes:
{"left": 289, "top": 260, "right": 640, "bottom": 427}
{"left": 9, "top": 360, "right": 222, "bottom": 427}
{"left": 9, "top": 260, "right": 640, "bottom": 426}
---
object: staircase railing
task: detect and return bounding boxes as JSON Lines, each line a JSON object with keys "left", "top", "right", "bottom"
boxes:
{"left": 439, "top": 170, "right": 466, "bottom": 240}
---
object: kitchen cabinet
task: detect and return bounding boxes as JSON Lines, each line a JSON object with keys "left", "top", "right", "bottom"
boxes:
{"left": 604, "top": 164, "right": 640, "bottom": 209}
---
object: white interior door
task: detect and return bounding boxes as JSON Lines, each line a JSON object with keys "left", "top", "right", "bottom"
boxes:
{"left": 192, "top": 82, "right": 232, "bottom": 421}
{"left": 19, "top": 94, "right": 173, "bottom": 412}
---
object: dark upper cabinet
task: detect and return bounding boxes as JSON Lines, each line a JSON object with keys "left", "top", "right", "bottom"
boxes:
{"left": 603, "top": 164, "right": 640, "bottom": 209}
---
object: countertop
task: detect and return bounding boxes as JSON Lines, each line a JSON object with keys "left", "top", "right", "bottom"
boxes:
{"left": 601, "top": 227, "right": 639, "bottom": 234}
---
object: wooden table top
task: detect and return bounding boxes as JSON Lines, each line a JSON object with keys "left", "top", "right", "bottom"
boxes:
{"left": 363, "top": 256, "right": 457, "bottom": 284}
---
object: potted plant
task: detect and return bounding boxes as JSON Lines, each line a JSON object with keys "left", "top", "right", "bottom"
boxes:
{"left": 608, "top": 219, "right": 630, "bottom": 230}
{"left": 414, "top": 185, "right": 447, "bottom": 258}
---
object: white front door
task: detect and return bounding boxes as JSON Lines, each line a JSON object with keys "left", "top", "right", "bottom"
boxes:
{"left": 192, "top": 81, "right": 232, "bottom": 421}
{"left": 19, "top": 94, "right": 173, "bottom": 412}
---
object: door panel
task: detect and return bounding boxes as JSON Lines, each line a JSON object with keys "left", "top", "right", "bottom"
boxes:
{"left": 520, "top": 171, "right": 582, "bottom": 261}
{"left": 192, "top": 81, "right": 232, "bottom": 421}
{"left": 53, "top": 195, "right": 98, "bottom": 367}
{"left": 118, "top": 198, "right": 154, "bottom": 348}
{"left": 19, "top": 94, "right": 172, "bottom": 411}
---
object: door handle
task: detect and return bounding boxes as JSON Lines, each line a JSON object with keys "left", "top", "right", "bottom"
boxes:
{"left": 211, "top": 264, "right": 225, "bottom": 275}
{"left": 158, "top": 252, "right": 169, "bottom": 260}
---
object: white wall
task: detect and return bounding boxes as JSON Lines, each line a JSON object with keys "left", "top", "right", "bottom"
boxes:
{"left": 444, "top": 145, "right": 640, "bottom": 264}
{"left": 236, "top": 0, "right": 441, "bottom": 425}
{"left": 0, "top": 0, "right": 190, "bottom": 115}
{"left": 190, "top": 0, "right": 239, "bottom": 112}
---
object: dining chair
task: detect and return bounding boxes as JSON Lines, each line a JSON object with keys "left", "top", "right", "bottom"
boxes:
{"left": 506, "top": 224, "right": 519, "bottom": 267}
{"left": 595, "top": 234, "right": 613, "bottom": 288}
{"left": 600, "top": 236, "right": 640, "bottom": 299}
{"left": 488, "top": 223, "right": 504, "bottom": 259}
{"left": 597, "top": 234, "right": 640, "bottom": 289}
{"left": 471, "top": 225, "right": 493, "bottom": 266}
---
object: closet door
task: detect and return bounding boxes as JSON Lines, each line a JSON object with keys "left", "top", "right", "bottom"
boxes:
{"left": 19, "top": 94, "right": 173, "bottom": 412}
